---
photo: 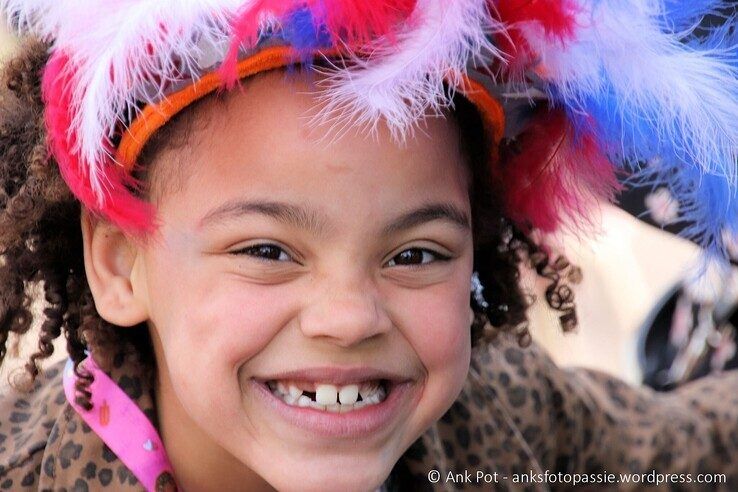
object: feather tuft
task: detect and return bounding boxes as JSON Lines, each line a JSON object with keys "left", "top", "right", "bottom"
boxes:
{"left": 42, "top": 52, "right": 156, "bottom": 236}
{"left": 662, "top": 0, "right": 729, "bottom": 34}
{"left": 5, "top": 0, "right": 243, "bottom": 201}
{"left": 501, "top": 108, "right": 620, "bottom": 233}
{"left": 516, "top": 0, "right": 738, "bottom": 251}
{"left": 492, "top": 0, "right": 579, "bottom": 76}
{"left": 220, "top": 0, "right": 415, "bottom": 87}
{"left": 309, "top": 0, "right": 503, "bottom": 142}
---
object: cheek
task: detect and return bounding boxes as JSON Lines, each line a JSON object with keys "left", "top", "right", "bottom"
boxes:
{"left": 144, "top": 251, "right": 295, "bottom": 377}
{"left": 387, "top": 269, "right": 472, "bottom": 379}
{"left": 382, "top": 267, "right": 473, "bottom": 437}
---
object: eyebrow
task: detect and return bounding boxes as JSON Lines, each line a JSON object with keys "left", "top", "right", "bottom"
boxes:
{"left": 381, "top": 203, "right": 471, "bottom": 236}
{"left": 198, "top": 199, "right": 470, "bottom": 236}
{"left": 198, "top": 199, "right": 329, "bottom": 236}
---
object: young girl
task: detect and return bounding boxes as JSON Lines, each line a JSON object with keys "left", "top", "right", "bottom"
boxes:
{"left": 1, "top": 1, "right": 738, "bottom": 491}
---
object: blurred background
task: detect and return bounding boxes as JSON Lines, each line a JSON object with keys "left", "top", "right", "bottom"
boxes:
{"left": 0, "top": 22, "right": 736, "bottom": 390}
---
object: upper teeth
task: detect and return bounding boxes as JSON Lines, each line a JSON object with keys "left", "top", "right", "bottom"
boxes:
{"left": 268, "top": 381, "right": 387, "bottom": 411}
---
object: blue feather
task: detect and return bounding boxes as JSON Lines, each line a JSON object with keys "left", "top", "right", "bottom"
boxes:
{"left": 662, "top": 0, "right": 728, "bottom": 34}
{"left": 568, "top": 84, "right": 738, "bottom": 257}
{"left": 525, "top": 0, "right": 738, "bottom": 258}
{"left": 281, "top": 5, "right": 332, "bottom": 52}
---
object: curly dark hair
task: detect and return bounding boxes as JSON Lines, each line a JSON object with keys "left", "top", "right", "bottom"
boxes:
{"left": 0, "top": 39, "right": 580, "bottom": 408}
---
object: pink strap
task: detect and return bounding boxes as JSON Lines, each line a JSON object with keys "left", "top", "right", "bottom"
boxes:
{"left": 63, "top": 357, "right": 177, "bottom": 491}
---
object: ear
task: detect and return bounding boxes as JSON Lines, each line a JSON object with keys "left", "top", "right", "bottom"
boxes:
{"left": 80, "top": 208, "right": 149, "bottom": 327}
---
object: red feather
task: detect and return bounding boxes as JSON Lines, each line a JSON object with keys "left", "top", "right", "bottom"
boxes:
{"left": 492, "top": 0, "right": 579, "bottom": 74}
{"left": 500, "top": 109, "right": 621, "bottom": 233}
{"left": 220, "top": 0, "right": 416, "bottom": 87}
{"left": 42, "top": 53, "right": 157, "bottom": 236}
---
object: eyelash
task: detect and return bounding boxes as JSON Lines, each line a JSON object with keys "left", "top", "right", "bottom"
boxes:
{"left": 231, "top": 244, "right": 292, "bottom": 263}
{"left": 230, "top": 243, "right": 451, "bottom": 267}
{"left": 385, "top": 248, "right": 451, "bottom": 268}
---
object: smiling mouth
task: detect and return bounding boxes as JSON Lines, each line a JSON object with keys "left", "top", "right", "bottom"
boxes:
{"left": 264, "top": 379, "right": 390, "bottom": 412}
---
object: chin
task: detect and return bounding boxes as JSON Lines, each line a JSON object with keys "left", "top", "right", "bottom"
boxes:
{"left": 258, "top": 455, "right": 393, "bottom": 492}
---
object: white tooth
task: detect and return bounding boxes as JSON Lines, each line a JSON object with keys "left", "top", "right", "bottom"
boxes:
{"left": 377, "top": 385, "right": 387, "bottom": 401}
{"left": 338, "top": 384, "right": 359, "bottom": 405}
{"left": 284, "top": 392, "right": 299, "bottom": 405}
{"left": 310, "top": 401, "right": 327, "bottom": 411}
{"left": 272, "top": 381, "right": 384, "bottom": 411}
{"left": 315, "top": 384, "right": 338, "bottom": 405}
{"left": 277, "top": 381, "right": 288, "bottom": 395}
{"left": 288, "top": 385, "right": 302, "bottom": 399}
{"left": 359, "top": 382, "right": 379, "bottom": 400}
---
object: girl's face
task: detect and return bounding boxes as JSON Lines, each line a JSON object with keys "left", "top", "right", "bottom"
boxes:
{"left": 128, "top": 71, "right": 474, "bottom": 491}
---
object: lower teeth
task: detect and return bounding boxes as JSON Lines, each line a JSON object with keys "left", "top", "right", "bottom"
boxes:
{"left": 267, "top": 381, "right": 388, "bottom": 411}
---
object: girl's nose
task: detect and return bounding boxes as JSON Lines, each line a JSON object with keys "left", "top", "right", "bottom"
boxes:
{"left": 298, "top": 277, "right": 392, "bottom": 348}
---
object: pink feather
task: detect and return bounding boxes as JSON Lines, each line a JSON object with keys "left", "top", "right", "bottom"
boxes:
{"left": 42, "top": 53, "right": 157, "bottom": 236}
{"left": 220, "top": 0, "right": 416, "bottom": 87}
{"left": 500, "top": 108, "right": 621, "bottom": 233}
{"left": 493, "top": 0, "right": 579, "bottom": 74}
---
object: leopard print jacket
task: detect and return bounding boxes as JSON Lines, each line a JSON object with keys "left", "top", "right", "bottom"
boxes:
{"left": 1, "top": 331, "right": 738, "bottom": 491}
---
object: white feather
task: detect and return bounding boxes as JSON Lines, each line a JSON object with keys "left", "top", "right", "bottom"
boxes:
{"left": 310, "top": 0, "right": 503, "bottom": 142}
{"left": 521, "top": 0, "right": 738, "bottom": 184}
{"left": 1, "top": 0, "right": 45, "bottom": 29}
{"left": 2, "top": 0, "right": 244, "bottom": 200}
{"left": 2, "top": 0, "right": 503, "bottom": 198}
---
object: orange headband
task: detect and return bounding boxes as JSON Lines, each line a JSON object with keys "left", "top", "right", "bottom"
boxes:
{"left": 115, "top": 45, "right": 505, "bottom": 172}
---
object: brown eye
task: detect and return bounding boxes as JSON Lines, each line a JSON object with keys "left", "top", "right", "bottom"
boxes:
{"left": 387, "top": 248, "right": 450, "bottom": 267}
{"left": 232, "top": 244, "right": 292, "bottom": 262}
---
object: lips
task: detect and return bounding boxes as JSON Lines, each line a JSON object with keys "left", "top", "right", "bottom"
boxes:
{"left": 252, "top": 366, "right": 412, "bottom": 386}
{"left": 266, "top": 379, "right": 387, "bottom": 411}
{"left": 248, "top": 366, "right": 416, "bottom": 438}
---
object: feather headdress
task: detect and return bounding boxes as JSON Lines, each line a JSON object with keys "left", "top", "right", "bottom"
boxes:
{"left": 2, "top": 0, "right": 738, "bottom": 263}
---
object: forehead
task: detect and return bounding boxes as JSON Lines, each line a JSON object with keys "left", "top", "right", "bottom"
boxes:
{"left": 148, "top": 69, "right": 471, "bottom": 227}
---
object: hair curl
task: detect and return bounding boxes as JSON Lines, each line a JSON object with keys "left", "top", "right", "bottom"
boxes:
{"left": 0, "top": 40, "right": 580, "bottom": 407}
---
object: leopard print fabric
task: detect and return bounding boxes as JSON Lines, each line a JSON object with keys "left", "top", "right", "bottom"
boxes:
{"left": 392, "top": 335, "right": 738, "bottom": 491}
{"left": 0, "top": 356, "right": 153, "bottom": 491}
{"left": 2, "top": 332, "right": 738, "bottom": 491}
